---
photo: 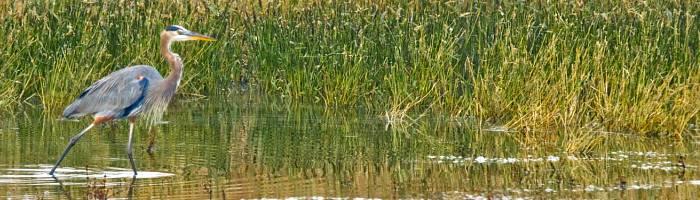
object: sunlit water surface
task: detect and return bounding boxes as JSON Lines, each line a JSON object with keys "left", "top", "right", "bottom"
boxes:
{"left": 1, "top": 96, "right": 699, "bottom": 199}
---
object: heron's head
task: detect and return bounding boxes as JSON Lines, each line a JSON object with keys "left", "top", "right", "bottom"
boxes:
{"left": 162, "top": 25, "right": 216, "bottom": 42}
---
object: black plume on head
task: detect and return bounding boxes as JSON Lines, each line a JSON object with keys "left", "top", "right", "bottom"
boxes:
{"left": 165, "top": 25, "right": 184, "bottom": 31}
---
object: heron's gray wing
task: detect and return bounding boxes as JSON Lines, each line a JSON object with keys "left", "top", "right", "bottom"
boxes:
{"left": 63, "top": 65, "right": 163, "bottom": 119}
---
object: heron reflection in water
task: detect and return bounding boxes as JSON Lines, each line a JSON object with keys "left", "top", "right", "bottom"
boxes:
{"left": 49, "top": 25, "right": 216, "bottom": 176}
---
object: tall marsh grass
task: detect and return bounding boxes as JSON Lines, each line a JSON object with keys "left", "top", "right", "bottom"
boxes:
{"left": 1, "top": 1, "right": 699, "bottom": 136}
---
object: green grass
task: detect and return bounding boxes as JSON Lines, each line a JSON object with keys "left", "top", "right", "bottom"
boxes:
{"left": 1, "top": 1, "right": 699, "bottom": 137}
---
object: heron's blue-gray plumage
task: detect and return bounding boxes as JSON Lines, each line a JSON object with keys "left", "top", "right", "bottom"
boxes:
{"left": 62, "top": 65, "right": 166, "bottom": 120}
{"left": 120, "top": 76, "right": 149, "bottom": 118}
{"left": 49, "top": 25, "right": 214, "bottom": 176}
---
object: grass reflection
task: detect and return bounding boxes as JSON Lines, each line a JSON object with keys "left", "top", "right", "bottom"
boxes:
{"left": 0, "top": 97, "right": 698, "bottom": 199}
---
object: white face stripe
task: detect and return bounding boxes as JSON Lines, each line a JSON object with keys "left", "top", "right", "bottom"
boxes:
{"left": 172, "top": 35, "right": 192, "bottom": 41}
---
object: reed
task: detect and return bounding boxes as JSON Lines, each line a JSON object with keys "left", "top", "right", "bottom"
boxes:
{"left": 1, "top": 1, "right": 698, "bottom": 136}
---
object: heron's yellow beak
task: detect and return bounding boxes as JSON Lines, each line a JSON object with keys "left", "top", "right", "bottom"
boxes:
{"left": 185, "top": 32, "right": 216, "bottom": 41}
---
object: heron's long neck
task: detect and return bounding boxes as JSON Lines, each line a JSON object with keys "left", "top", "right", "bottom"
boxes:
{"left": 160, "top": 33, "right": 183, "bottom": 89}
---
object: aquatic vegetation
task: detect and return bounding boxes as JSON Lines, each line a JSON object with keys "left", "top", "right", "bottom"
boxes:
{"left": 86, "top": 175, "right": 112, "bottom": 200}
{"left": 1, "top": 1, "right": 699, "bottom": 136}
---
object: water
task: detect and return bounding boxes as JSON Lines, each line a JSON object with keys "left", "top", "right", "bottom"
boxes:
{"left": 0, "top": 96, "right": 699, "bottom": 199}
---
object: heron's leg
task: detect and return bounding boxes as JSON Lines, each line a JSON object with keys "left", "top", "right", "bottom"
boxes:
{"left": 49, "top": 123, "right": 95, "bottom": 175}
{"left": 127, "top": 119, "right": 138, "bottom": 176}
{"left": 127, "top": 176, "right": 138, "bottom": 198}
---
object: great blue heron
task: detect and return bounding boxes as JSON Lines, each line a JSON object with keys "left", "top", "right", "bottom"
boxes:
{"left": 48, "top": 25, "right": 215, "bottom": 176}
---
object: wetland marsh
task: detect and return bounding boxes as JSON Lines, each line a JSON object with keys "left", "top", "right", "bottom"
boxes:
{"left": 1, "top": 0, "right": 700, "bottom": 199}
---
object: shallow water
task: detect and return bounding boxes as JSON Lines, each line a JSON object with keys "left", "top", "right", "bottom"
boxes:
{"left": 0, "top": 96, "right": 699, "bottom": 199}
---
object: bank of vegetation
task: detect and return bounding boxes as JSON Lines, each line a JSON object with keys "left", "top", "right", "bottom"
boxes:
{"left": 1, "top": 1, "right": 699, "bottom": 137}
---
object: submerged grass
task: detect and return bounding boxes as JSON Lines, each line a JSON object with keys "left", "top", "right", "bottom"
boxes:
{"left": 1, "top": 1, "right": 699, "bottom": 137}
